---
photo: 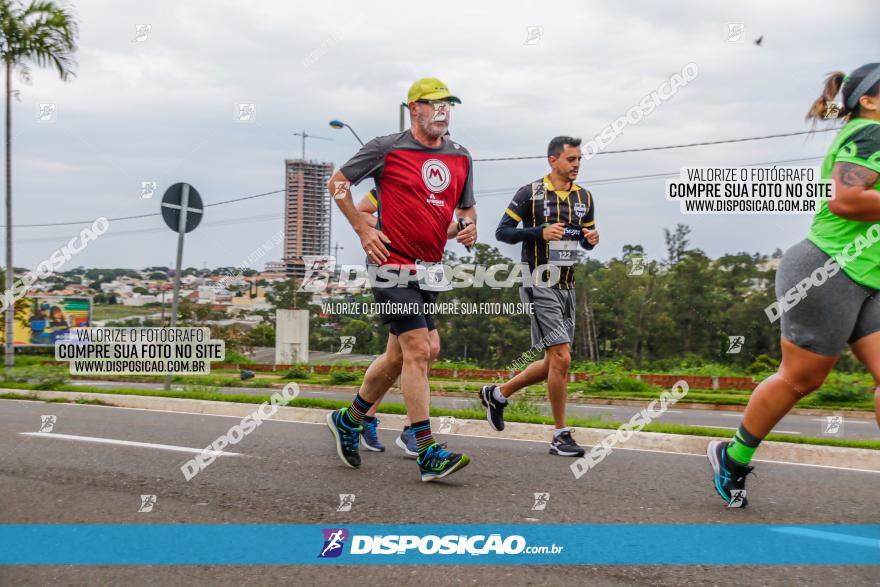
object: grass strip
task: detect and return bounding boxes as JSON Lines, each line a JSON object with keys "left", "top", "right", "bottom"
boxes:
{"left": 1, "top": 383, "right": 877, "bottom": 451}
{"left": 0, "top": 391, "right": 109, "bottom": 406}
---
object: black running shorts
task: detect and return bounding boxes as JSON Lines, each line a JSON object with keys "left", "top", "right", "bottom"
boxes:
{"left": 371, "top": 270, "right": 438, "bottom": 336}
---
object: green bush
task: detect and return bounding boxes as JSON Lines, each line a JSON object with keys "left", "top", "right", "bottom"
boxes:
{"left": 579, "top": 374, "right": 659, "bottom": 394}
{"left": 329, "top": 369, "right": 360, "bottom": 384}
{"left": 244, "top": 323, "right": 275, "bottom": 348}
{"left": 1, "top": 366, "right": 69, "bottom": 390}
{"left": 9, "top": 354, "right": 54, "bottom": 366}
{"left": 748, "top": 354, "right": 778, "bottom": 374}
{"left": 641, "top": 356, "right": 744, "bottom": 376}
{"left": 432, "top": 360, "right": 482, "bottom": 370}
{"left": 224, "top": 351, "right": 255, "bottom": 364}
{"left": 813, "top": 382, "right": 871, "bottom": 404}
{"left": 283, "top": 364, "right": 311, "bottom": 380}
{"left": 573, "top": 356, "right": 750, "bottom": 377}
{"left": 570, "top": 358, "right": 628, "bottom": 374}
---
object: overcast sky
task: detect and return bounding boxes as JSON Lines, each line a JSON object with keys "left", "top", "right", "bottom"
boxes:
{"left": 3, "top": 0, "right": 875, "bottom": 272}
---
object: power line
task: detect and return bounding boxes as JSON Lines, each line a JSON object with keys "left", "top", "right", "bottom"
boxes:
{"left": 11, "top": 212, "right": 158, "bottom": 228}
{"left": 11, "top": 213, "right": 280, "bottom": 245}
{"left": 205, "top": 189, "right": 285, "bottom": 208}
{"left": 1, "top": 189, "right": 286, "bottom": 229}
{"left": 2, "top": 128, "right": 836, "bottom": 229}
{"left": 6, "top": 155, "right": 825, "bottom": 244}
{"left": 471, "top": 155, "right": 824, "bottom": 198}
{"left": 472, "top": 129, "right": 837, "bottom": 162}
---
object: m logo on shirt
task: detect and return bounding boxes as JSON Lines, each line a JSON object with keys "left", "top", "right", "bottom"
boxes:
{"left": 574, "top": 201, "right": 587, "bottom": 219}
{"left": 422, "top": 159, "right": 451, "bottom": 193}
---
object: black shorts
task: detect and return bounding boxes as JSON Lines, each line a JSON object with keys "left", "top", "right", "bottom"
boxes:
{"left": 372, "top": 279, "right": 438, "bottom": 336}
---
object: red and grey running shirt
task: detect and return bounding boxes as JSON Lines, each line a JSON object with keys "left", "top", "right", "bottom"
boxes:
{"left": 339, "top": 130, "right": 475, "bottom": 265}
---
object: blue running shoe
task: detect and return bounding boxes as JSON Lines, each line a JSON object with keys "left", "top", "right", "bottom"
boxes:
{"left": 417, "top": 443, "right": 470, "bottom": 482}
{"left": 326, "top": 409, "right": 362, "bottom": 468}
{"left": 395, "top": 426, "right": 419, "bottom": 458}
{"left": 360, "top": 418, "right": 385, "bottom": 452}
{"left": 707, "top": 440, "right": 753, "bottom": 508}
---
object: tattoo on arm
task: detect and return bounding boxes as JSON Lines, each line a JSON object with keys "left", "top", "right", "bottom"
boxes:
{"left": 836, "top": 162, "right": 880, "bottom": 188}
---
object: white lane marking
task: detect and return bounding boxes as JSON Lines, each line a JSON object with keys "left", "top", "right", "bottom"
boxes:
{"left": 8, "top": 401, "right": 877, "bottom": 474}
{"left": 771, "top": 527, "right": 880, "bottom": 549}
{"left": 19, "top": 432, "right": 242, "bottom": 457}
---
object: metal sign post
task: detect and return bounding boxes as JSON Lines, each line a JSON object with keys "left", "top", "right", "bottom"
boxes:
{"left": 160, "top": 182, "right": 203, "bottom": 390}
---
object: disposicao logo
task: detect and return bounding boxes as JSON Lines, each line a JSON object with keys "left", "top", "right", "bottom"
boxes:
{"left": 317, "top": 530, "right": 562, "bottom": 557}
{"left": 349, "top": 534, "right": 528, "bottom": 555}
{"left": 318, "top": 528, "right": 348, "bottom": 558}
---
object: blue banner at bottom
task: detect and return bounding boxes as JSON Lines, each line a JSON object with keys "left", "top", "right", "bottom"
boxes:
{"left": 1, "top": 524, "right": 878, "bottom": 565}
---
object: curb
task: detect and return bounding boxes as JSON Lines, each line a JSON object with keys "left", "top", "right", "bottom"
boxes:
{"left": 4, "top": 388, "right": 878, "bottom": 473}
{"left": 67, "top": 377, "right": 876, "bottom": 419}
{"left": 292, "top": 383, "right": 875, "bottom": 420}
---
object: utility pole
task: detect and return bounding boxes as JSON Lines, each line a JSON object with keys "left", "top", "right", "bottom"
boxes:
{"left": 399, "top": 104, "right": 406, "bottom": 132}
{"left": 291, "top": 130, "right": 332, "bottom": 160}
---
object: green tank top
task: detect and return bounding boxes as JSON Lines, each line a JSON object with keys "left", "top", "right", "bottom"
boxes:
{"left": 806, "top": 118, "right": 880, "bottom": 289}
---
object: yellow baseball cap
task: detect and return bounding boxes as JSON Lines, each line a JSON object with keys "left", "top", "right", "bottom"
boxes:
{"left": 406, "top": 77, "right": 461, "bottom": 105}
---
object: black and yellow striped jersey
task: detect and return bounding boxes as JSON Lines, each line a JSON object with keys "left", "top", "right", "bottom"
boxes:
{"left": 495, "top": 175, "right": 596, "bottom": 289}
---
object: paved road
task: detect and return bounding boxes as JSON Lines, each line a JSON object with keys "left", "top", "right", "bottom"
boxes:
{"left": 71, "top": 379, "right": 880, "bottom": 440}
{"left": 1, "top": 399, "right": 878, "bottom": 585}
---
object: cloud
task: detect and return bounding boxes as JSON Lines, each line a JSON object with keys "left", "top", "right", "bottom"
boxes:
{"left": 4, "top": 0, "right": 876, "bottom": 269}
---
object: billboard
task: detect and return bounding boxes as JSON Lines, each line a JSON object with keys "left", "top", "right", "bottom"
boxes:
{"left": 0, "top": 296, "right": 92, "bottom": 346}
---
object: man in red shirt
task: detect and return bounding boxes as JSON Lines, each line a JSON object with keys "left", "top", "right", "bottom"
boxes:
{"left": 326, "top": 77, "right": 477, "bottom": 482}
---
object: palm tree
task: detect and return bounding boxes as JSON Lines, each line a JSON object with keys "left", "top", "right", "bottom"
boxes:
{"left": 0, "top": 1, "right": 77, "bottom": 367}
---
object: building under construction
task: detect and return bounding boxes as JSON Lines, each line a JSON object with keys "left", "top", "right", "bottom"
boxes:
{"left": 283, "top": 159, "right": 333, "bottom": 277}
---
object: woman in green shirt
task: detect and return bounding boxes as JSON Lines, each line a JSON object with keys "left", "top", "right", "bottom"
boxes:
{"left": 709, "top": 63, "right": 880, "bottom": 507}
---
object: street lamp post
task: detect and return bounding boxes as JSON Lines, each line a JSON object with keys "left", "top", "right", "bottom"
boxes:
{"left": 328, "top": 120, "right": 364, "bottom": 146}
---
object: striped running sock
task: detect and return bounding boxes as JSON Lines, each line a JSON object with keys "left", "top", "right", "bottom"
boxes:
{"left": 411, "top": 420, "right": 435, "bottom": 456}
{"left": 341, "top": 394, "right": 373, "bottom": 428}
{"left": 726, "top": 423, "right": 761, "bottom": 465}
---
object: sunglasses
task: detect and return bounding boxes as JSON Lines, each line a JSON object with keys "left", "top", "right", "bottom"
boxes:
{"left": 416, "top": 99, "right": 456, "bottom": 110}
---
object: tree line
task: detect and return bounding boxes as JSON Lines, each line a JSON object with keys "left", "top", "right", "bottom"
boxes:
{"left": 268, "top": 224, "right": 814, "bottom": 373}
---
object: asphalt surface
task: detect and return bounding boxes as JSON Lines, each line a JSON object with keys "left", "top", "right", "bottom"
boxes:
{"left": 1, "top": 398, "right": 878, "bottom": 585}
{"left": 72, "top": 378, "right": 880, "bottom": 439}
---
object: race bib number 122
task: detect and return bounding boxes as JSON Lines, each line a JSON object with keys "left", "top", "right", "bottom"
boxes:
{"left": 548, "top": 240, "right": 578, "bottom": 266}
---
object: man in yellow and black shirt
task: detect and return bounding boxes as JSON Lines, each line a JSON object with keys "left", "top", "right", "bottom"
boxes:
{"left": 498, "top": 156, "right": 597, "bottom": 288}
{"left": 482, "top": 136, "right": 599, "bottom": 457}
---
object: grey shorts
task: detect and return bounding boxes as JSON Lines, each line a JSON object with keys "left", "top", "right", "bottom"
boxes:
{"left": 777, "top": 239, "right": 880, "bottom": 356}
{"left": 519, "top": 286, "right": 576, "bottom": 349}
